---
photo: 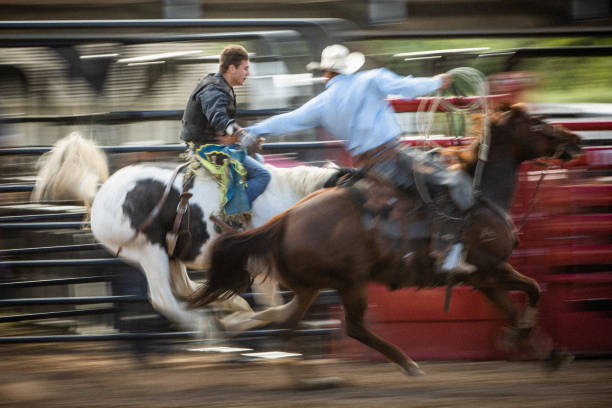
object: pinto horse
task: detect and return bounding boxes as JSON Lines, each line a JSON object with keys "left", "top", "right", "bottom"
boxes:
{"left": 32, "top": 132, "right": 351, "bottom": 337}
{"left": 190, "top": 105, "right": 582, "bottom": 375}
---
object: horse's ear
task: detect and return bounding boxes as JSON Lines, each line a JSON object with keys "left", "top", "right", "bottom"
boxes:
{"left": 496, "top": 103, "right": 528, "bottom": 125}
{"left": 509, "top": 103, "right": 528, "bottom": 114}
{"left": 491, "top": 102, "right": 520, "bottom": 125}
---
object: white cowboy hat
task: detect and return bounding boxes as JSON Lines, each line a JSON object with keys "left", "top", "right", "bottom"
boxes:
{"left": 306, "top": 44, "right": 365, "bottom": 75}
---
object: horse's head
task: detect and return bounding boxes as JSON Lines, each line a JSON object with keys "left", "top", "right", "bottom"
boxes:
{"left": 497, "top": 104, "right": 583, "bottom": 162}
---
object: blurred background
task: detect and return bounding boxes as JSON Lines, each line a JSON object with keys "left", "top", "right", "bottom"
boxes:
{"left": 0, "top": 0, "right": 611, "bottom": 386}
{"left": 1, "top": 0, "right": 611, "bottom": 148}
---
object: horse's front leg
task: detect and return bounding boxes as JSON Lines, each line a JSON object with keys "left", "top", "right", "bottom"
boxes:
{"left": 488, "top": 262, "right": 540, "bottom": 338}
{"left": 476, "top": 262, "right": 572, "bottom": 368}
{"left": 478, "top": 286, "right": 525, "bottom": 353}
{"left": 339, "top": 285, "right": 423, "bottom": 376}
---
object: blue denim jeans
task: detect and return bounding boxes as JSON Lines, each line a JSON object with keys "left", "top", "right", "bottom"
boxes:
{"left": 242, "top": 155, "right": 271, "bottom": 204}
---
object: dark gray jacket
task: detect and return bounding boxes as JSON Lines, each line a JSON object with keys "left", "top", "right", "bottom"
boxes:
{"left": 180, "top": 73, "right": 236, "bottom": 145}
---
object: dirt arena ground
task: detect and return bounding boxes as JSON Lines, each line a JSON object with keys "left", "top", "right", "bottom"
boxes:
{"left": 0, "top": 344, "right": 610, "bottom": 408}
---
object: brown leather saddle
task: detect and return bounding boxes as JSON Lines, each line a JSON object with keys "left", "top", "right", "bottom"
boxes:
{"left": 347, "top": 173, "right": 433, "bottom": 254}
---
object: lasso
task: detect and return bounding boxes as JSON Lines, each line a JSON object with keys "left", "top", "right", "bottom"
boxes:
{"left": 415, "top": 67, "right": 491, "bottom": 190}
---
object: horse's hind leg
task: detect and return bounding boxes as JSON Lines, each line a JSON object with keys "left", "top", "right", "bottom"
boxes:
{"left": 339, "top": 286, "right": 423, "bottom": 376}
{"left": 121, "top": 244, "right": 216, "bottom": 338}
{"left": 283, "top": 288, "right": 320, "bottom": 331}
{"left": 251, "top": 274, "right": 283, "bottom": 307}
{"left": 276, "top": 288, "right": 347, "bottom": 390}
{"left": 169, "top": 259, "right": 198, "bottom": 300}
{"left": 169, "top": 258, "right": 266, "bottom": 333}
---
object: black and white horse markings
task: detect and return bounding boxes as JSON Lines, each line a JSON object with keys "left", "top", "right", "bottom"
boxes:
{"left": 33, "top": 133, "right": 348, "bottom": 337}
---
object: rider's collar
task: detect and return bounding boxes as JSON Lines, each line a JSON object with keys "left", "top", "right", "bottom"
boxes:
{"left": 325, "top": 74, "right": 344, "bottom": 89}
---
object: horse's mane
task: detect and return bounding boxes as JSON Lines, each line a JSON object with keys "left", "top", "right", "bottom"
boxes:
{"left": 265, "top": 164, "right": 338, "bottom": 197}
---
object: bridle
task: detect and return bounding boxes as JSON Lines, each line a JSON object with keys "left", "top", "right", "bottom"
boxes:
{"left": 514, "top": 123, "right": 570, "bottom": 232}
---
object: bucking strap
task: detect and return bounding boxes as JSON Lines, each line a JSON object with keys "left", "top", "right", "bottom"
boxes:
{"left": 139, "top": 162, "right": 190, "bottom": 234}
{"left": 167, "top": 191, "right": 193, "bottom": 258}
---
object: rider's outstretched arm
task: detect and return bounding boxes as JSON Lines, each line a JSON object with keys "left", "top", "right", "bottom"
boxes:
{"left": 246, "top": 96, "right": 324, "bottom": 137}
{"left": 374, "top": 68, "right": 445, "bottom": 99}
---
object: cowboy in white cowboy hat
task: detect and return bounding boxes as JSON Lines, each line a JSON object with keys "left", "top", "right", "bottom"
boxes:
{"left": 240, "top": 44, "right": 475, "bottom": 275}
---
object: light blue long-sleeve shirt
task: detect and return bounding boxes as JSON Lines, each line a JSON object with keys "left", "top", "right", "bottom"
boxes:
{"left": 246, "top": 68, "right": 442, "bottom": 156}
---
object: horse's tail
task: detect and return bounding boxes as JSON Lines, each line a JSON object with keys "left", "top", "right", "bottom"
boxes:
{"left": 189, "top": 214, "right": 287, "bottom": 309}
{"left": 31, "top": 132, "right": 108, "bottom": 205}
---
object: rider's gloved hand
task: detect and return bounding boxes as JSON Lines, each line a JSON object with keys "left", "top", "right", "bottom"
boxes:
{"left": 238, "top": 129, "right": 258, "bottom": 150}
{"left": 216, "top": 122, "right": 242, "bottom": 145}
{"left": 236, "top": 129, "right": 264, "bottom": 158}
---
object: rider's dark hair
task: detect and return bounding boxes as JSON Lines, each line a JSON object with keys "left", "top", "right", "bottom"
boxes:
{"left": 219, "top": 45, "right": 249, "bottom": 74}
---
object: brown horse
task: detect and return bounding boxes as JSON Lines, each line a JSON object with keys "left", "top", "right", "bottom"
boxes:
{"left": 190, "top": 104, "right": 582, "bottom": 376}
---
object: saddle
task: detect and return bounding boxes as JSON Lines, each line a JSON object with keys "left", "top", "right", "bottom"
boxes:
{"left": 347, "top": 174, "right": 432, "bottom": 255}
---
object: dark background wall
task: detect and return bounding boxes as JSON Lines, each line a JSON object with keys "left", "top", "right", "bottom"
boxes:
{"left": 1, "top": 0, "right": 611, "bottom": 30}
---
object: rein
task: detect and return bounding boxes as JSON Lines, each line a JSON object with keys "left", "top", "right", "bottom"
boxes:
{"left": 514, "top": 142, "right": 566, "bottom": 233}
{"left": 513, "top": 168, "right": 545, "bottom": 233}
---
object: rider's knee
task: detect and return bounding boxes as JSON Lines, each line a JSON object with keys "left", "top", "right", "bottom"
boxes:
{"left": 254, "top": 166, "right": 271, "bottom": 190}
{"left": 261, "top": 167, "right": 271, "bottom": 184}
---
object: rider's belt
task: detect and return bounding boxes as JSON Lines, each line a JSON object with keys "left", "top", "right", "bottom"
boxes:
{"left": 354, "top": 138, "right": 401, "bottom": 167}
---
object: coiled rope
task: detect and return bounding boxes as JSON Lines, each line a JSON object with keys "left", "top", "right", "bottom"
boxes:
{"left": 415, "top": 67, "right": 491, "bottom": 191}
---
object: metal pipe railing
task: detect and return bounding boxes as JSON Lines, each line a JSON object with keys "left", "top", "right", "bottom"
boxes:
{"left": 1, "top": 108, "right": 291, "bottom": 125}
{"left": 0, "top": 212, "right": 87, "bottom": 222}
{"left": 0, "top": 258, "right": 124, "bottom": 269}
{"left": 0, "top": 243, "right": 102, "bottom": 256}
{"left": 0, "top": 307, "right": 116, "bottom": 323}
{"left": 0, "top": 327, "right": 338, "bottom": 344}
{"left": 0, "top": 275, "right": 111, "bottom": 289}
{"left": 0, "top": 222, "right": 90, "bottom": 230}
{"left": 0, "top": 140, "right": 345, "bottom": 156}
{"left": 0, "top": 295, "right": 146, "bottom": 306}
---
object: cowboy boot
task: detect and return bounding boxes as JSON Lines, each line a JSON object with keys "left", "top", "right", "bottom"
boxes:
{"left": 439, "top": 241, "right": 476, "bottom": 275}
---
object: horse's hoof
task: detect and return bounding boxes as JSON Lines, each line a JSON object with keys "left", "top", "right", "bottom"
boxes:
{"left": 544, "top": 348, "right": 574, "bottom": 372}
{"left": 402, "top": 364, "right": 425, "bottom": 377}
{"left": 496, "top": 327, "right": 520, "bottom": 354}
{"left": 294, "top": 377, "right": 344, "bottom": 391}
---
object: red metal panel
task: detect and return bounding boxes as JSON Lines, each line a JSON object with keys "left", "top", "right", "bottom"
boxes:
{"left": 554, "top": 121, "right": 612, "bottom": 131}
{"left": 333, "top": 320, "right": 508, "bottom": 361}
{"left": 522, "top": 214, "right": 612, "bottom": 238}
{"left": 328, "top": 302, "right": 509, "bottom": 361}
{"left": 543, "top": 184, "right": 612, "bottom": 209}
{"left": 512, "top": 245, "right": 612, "bottom": 266}
{"left": 366, "top": 284, "right": 516, "bottom": 322}
{"left": 538, "top": 281, "right": 612, "bottom": 353}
